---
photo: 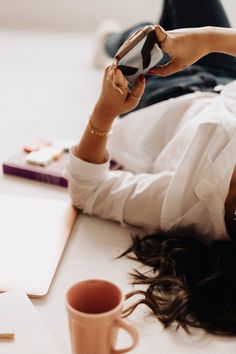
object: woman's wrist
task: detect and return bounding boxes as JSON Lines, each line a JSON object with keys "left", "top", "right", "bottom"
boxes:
{"left": 202, "top": 26, "right": 220, "bottom": 54}
{"left": 193, "top": 26, "right": 214, "bottom": 57}
{"left": 90, "top": 104, "right": 116, "bottom": 132}
{"left": 203, "top": 26, "right": 236, "bottom": 55}
{"left": 74, "top": 106, "right": 114, "bottom": 164}
{"left": 87, "top": 120, "right": 113, "bottom": 137}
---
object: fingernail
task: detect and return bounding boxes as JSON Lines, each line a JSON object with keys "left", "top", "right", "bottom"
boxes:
{"left": 147, "top": 70, "right": 156, "bottom": 75}
{"left": 158, "top": 24, "right": 166, "bottom": 35}
{"left": 139, "top": 74, "right": 145, "bottom": 82}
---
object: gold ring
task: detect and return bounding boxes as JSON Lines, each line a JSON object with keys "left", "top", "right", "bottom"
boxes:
{"left": 130, "top": 92, "right": 141, "bottom": 100}
{"left": 117, "top": 79, "right": 126, "bottom": 89}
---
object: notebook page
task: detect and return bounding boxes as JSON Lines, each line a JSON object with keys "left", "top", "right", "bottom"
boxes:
{"left": 0, "top": 289, "right": 63, "bottom": 354}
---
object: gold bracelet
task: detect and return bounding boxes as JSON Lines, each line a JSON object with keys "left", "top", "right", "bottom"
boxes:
{"left": 87, "top": 120, "right": 112, "bottom": 137}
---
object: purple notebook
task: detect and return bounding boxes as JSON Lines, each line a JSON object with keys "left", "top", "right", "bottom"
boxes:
{"left": 3, "top": 151, "right": 69, "bottom": 187}
{"left": 3, "top": 151, "right": 121, "bottom": 187}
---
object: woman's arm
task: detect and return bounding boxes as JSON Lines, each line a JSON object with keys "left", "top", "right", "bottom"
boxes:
{"left": 209, "top": 26, "right": 236, "bottom": 55}
{"left": 74, "top": 65, "right": 145, "bottom": 164}
{"left": 152, "top": 26, "right": 236, "bottom": 77}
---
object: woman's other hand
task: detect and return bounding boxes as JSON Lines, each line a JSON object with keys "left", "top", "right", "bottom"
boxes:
{"left": 94, "top": 64, "right": 146, "bottom": 120}
{"left": 149, "top": 25, "right": 211, "bottom": 77}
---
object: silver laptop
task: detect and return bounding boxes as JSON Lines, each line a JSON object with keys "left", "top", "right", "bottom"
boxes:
{"left": 0, "top": 195, "right": 77, "bottom": 296}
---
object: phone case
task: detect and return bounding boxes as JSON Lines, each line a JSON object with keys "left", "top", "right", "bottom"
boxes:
{"left": 115, "top": 25, "right": 171, "bottom": 86}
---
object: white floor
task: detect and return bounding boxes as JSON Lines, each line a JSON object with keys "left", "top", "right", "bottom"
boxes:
{"left": 0, "top": 30, "right": 102, "bottom": 199}
{"left": 0, "top": 30, "right": 236, "bottom": 354}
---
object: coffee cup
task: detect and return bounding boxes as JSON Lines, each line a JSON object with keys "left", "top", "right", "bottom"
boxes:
{"left": 66, "top": 279, "right": 139, "bottom": 354}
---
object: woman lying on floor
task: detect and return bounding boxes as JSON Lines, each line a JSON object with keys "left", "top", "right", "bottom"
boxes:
{"left": 66, "top": 0, "right": 236, "bottom": 335}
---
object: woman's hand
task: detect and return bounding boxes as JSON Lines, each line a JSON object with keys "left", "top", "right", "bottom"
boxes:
{"left": 74, "top": 64, "right": 145, "bottom": 164}
{"left": 150, "top": 25, "right": 212, "bottom": 77}
{"left": 94, "top": 64, "right": 145, "bottom": 120}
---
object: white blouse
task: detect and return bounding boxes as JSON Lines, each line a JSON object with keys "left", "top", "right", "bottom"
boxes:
{"left": 66, "top": 81, "right": 236, "bottom": 241}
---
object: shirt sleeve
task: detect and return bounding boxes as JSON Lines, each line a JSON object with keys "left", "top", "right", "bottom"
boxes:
{"left": 65, "top": 147, "right": 171, "bottom": 231}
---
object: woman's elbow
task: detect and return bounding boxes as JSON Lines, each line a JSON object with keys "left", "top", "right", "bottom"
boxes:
{"left": 67, "top": 181, "right": 86, "bottom": 211}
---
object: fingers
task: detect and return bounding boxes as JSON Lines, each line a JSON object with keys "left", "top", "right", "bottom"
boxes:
{"left": 154, "top": 24, "right": 168, "bottom": 43}
{"left": 104, "top": 64, "right": 112, "bottom": 80}
{"left": 125, "top": 74, "right": 145, "bottom": 108}
{"left": 105, "top": 64, "right": 145, "bottom": 100}
{"left": 103, "top": 64, "right": 129, "bottom": 97}
{"left": 131, "top": 74, "right": 145, "bottom": 98}
{"left": 148, "top": 62, "right": 181, "bottom": 77}
{"left": 148, "top": 66, "right": 171, "bottom": 77}
{"left": 113, "top": 66, "right": 128, "bottom": 89}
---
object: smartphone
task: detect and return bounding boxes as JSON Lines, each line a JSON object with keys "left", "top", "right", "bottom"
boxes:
{"left": 114, "top": 25, "right": 171, "bottom": 86}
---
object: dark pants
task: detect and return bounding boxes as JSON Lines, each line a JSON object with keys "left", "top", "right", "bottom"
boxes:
{"left": 105, "top": 0, "right": 236, "bottom": 113}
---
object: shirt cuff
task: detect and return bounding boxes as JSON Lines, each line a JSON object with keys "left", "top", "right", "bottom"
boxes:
{"left": 67, "top": 146, "right": 111, "bottom": 181}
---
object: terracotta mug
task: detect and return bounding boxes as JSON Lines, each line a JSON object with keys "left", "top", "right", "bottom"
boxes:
{"left": 66, "top": 279, "right": 139, "bottom": 354}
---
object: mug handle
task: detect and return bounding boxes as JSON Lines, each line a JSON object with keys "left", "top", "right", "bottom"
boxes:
{"left": 111, "top": 318, "right": 139, "bottom": 354}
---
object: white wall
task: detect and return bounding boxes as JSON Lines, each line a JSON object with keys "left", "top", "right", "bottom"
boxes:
{"left": 0, "top": 0, "right": 235, "bottom": 32}
{"left": 0, "top": 0, "right": 160, "bottom": 32}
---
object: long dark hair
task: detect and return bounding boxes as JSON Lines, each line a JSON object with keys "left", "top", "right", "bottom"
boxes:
{"left": 121, "top": 227, "right": 236, "bottom": 335}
